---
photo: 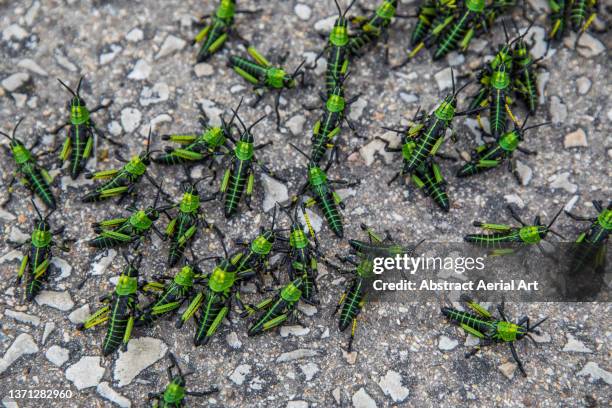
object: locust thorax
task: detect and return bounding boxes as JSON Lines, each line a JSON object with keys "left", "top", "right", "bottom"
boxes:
{"left": 598, "top": 209, "right": 612, "bottom": 230}
{"left": 125, "top": 156, "right": 148, "bottom": 175}
{"left": 11, "top": 142, "right": 31, "bottom": 164}
{"left": 357, "top": 258, "right": 375, "bottom": 278}
{"left": 518, "top": 225, "right": 545, "bottom": 243}
{"left": 290, "top": 225, "right": 308, "bottom": 249}
{"left": 330, "top": 21, "right": 349, "bottom": 46}
{"left": 307, "top": 164, "right": 328, "bottom": 186}
{"left": 115, "top": 274, "right": 138, "bottom": 296}
{"left": 266, "top": 68, "right": 290, "bottom": 89}
{"left": 203, "top": 127, "right": 225, "bottom": 147}
{"left": 32, "top": 226, "right": 52, "bottom": 248}
{"left": 434, "top": 96, "right": 456, "bottom": 121}
{"left": 235, "top": 140, "right": 254, "bottom": 161}
{"left": 326, "top": 94, "right": 346, "bottom": 113}
{"left": 216, "top": 0, "right": 236, "bottom": 20}
{"left": 251, "top": 231, "right": 274, "bottom": 255}
{"left": 496, "top": 320, "right": 523, "bottom": 341}
{"left": 402, "top": 139, "right": 417, "bottom": 161}
{"left": 175, "top": 265, "right": 195, "bottom": 287}
{"left": 466, "top": 0, "right": 486, "bottom": 12}
{"left": 208, "top": 264, "right": 236, "bottom": 293}
{"left": 377, "top": 0, "right": 397, "bottom": 19}
{"left": 180, "top": 191, "right": 200, "bottom": 213}
{"left": 163, "top": 379, "right": 186, "bottom": 403}
{"left": 498, "top": 130, "right": 520, "bottom": 152}
{"left": 281, "top": 278, "right": 303, "bottom": 302}
{"left": 70, "top": 102, "right": 90, "bottom": 125}
{"left": 491, "top": 66, "right": 510, "bottom": 90}
{"left": 129, "top": 210, "right": 154, "bottom": 229}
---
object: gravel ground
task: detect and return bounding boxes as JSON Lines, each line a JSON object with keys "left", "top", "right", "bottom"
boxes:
{"left": 0, "top": 1, "right": 610, "bottom": 407}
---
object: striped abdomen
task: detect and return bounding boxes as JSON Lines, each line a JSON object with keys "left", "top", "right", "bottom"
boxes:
{"left": 194, "top": 292, "right": 226, "bottom": 345}
{"left": 248, "top": 298, "right": 291, "bottom": 336}
{"left": 468, "top": 86, "right": 489, "bottom": 111}
{"left": 570, "top": 0, "right": 587, "bottom": 30}
{"left": 197, "top": 19, "right": 230, "bottom": 62}
{"left": 464, "top": 229, "right": 522, "bottom": 246}
{"left": 312, "top": 185, "right": 343, "bottom": 238}
{"left": 441, "top": 307, "right": 495, "bottom": 335}
{"left": 168, "top": 213, "right": 197, "bottom": 266}
{"left": 348, "top": 32, "right": 376, "bottom": 56}
{"left": 69, "top": 123, "right": 93, "bottom": 179}
{"left": 405, "top": 117, "right": 445, "bottom": 172}
{"left": 433, "top": 11, "right": 470, "bottom": 60}
{"left": 326, "top": 46, "right": 348, "bottom": 94}
{"left": 311, "top": 110, "right": 342, "bottom": 163}
{"left": 416, "top": 165, "right": 449, "bottom": 212}
{"left": 411, "top": 15, "right": 432, "bottom": 45}
{"left": 22, "top": 162, "right": 55, "bottom": 209}
{"left": 102, "top": 295, "right": 134, "bottom": 356}
{"left": 24, "top": 245, "right": 51, "bottom": 301}
{"left": 224, "top": 160, "right": 251, "bottom": 217}
{"left": 490, "top": 88, "right": 507, "bottom": 138}
{"left": 339, "top": 277, "right": 365, "bottom": 331}
{"left": 89, "top": 223, "right": 135, "bottom": 249}
{"left": 229, "top": 56, "right": 267, "bottom": 82}
{"left": 516, "top": 67, "right": 538, "bottom": 114}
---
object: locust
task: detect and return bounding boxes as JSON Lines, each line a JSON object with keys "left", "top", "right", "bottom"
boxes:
{"left": 192, "top": 0, "right": 259, "bottom": 63}
{"left": 13, "top": 199, "right": 70, "bottom": 301}
{"left": 149, "top": 353, "right": 217, "bottom": 407}
{"left": 311, "top": 0, "right": 357, "bottom": 95}
{"left": 548, "top": 0, "right": 597, "bottom": 41}
{"left": 308, "top": 72, "right": 361, "bottom": 164}
{"left": 277, "top": 205, "right": 320, "bottom": 304}
{"left": 153, "top": 101, "right": 239, "bottom": 167}
{"left": 219, "top": 109, "right": 281, "bottom": 218}
{"left": 290, "top": 144, "right": 355, "bottom": 238}
{"left": 565, "top": 200, "right": 611, "bottom": 275}
{"left": 164, "top": 175, "right": 222, "bottom": 267}
{"left": 569, "top": 0, "right": 597, "bottom": 34}
{"left": 432, "top": 0, "right": 488, "bottom": 60}
{"left": 50, "top": 76, "right": 116, "bottom": 179}
{"left": 349, "top": 223, "right": 423, "bottom": 259}
{"left": 348, "top": 0, "right": 400, "bottom": 61}
{"left": 442, "top": 294, "right": 547, "bottom": 376}
{"left": 456, "top": 115, "right": 550, "bottom": 182}
{"left": 464, "top": 205, "right": 565, "bottom": 256}
{"left": 78, "top": 253, "right": 142, "bottom": 356}
{"left": 178, "top": 241, "right": 255, "bottom": 346}
{"left": 242, "top": 277, "right": 305, "bottom": 336}
{"left": 82, "top": 129, "right": 160, "bottom": 203}
{"left": 229, "top": 43, "right": 306, "bottom": 129}
{"left": 1, "top": 119, "right": 56, "bottom": 209}
{"left": 511, "top": 22, "right": 542, "bottom": 114}
{"left": 87, "top": 183, "right": 170, "bottom": 250}
{"left": 548, "top": 0, "right": 569, "bottom": 41}
{"left": 411, "top": 0, "right": 457, "bottom": 47}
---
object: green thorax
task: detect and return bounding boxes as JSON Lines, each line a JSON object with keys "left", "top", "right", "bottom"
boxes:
{"left": 307, "top": 165, "right": 328, "bottom": 186}
{"left": 234, "top": 140, "right": 254, "bottom": 161}
{"left": 465, "top": 0, "right": 485, "bottom": 13}
{"left": 115, "top": 274, "right": 138, "bottom": 296}
{"left": 490, "top": 47, "right": 512, "bottom": 71}
{"left": 202, "top": 127, "right": 225, "bottom": 147}
{"left": 70, "top": 104, "right": 91, "bottom": 126}
{"left": 289, "top": 227, "right": 308, "bottom": 249}
{"left": 32, "top": 228, "right": 52, "bottom": 248}
{"left": 402, "top": 139, "right": 417, "bottom": 161}
{"left": 330, "top": 23, "right": 349, "bottom": 46}
{"left": 208, "top": 264, "right": 236, "bottom": 293}
{"left": 495, "top": 320, "right": 524, "bottom": 342}
{"left": 326, "top": 94, "right": 346, "bottom": 113}
{"left": 251, "top": 234, "right": 273, "bottom": 255}
{"left": 179, "top": 191, "right": 200, "bottom": 213}
{"left": 376, "top": 1, "right": 397, "bottom": 20}
{"left": 280, "top": 279, "right": 303, "bottom": 302}
{"left": 266, "top": 68, "right": 290, "bottom": 89}
{"left": 129, "top": 210, "right": 153, "bottom": 230}
{"left": 519, "top": 226, "right": 544, "bottom": 243}
{"left": 163, "top": 381, "right": 186, "bottom": 404}
{"left": 216, "top": 0, "right": 236, "bottom": 21}
{"left": 11, "top": 143, "right": 33, "bottom": 165}
{"left": 434, "top": 98, "right": 456, "bottom": 122}
{"left": 491, "top": 68, "right": 510, "bottom": 90}
{"left": 125, "top": 156, "right": 147, "bottom": 176}
{"left": 598, "top": 209, "right": 612, "bottom": 230}
{"left": 174, "top": 265, "right": 195, "bottom": 287}
{"left": 357, "top": 258, "right": 375, "bottom": 278}
{"left": 498, "top": 130, "right": 520, "bottom": 152}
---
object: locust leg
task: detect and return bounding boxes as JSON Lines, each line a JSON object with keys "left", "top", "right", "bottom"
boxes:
{"left": 78, "top": 304, "right": 111, "bottom": 330}
{"left": 461, "top": 294, "right": 492, "bottom": 319}
{"left": 509, "top": 342, "right": 527, "bottom": 377}
{"left": 121, "top": 303, "right": 136, "bottom": 351}
{"left": 507, "top": 205, "right": 527, "bottom": 226}
{"left": 564, "top": 212, "right": 595, "bottom": 222}
{"left": 186, "top": 388, "right": 219, "bottom": 397}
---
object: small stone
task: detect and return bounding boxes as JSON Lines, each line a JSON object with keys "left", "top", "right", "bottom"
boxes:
{"left": 42, "top": 322, "right": 55, "bottom": 345}
{"left": 562, "top": 333, "right": 592, "bottom": 353}
{"left": 276, "top": 349, "right": 319, "bottom": 363}
{"left": 90, "top": 249, "right": 117, "bottom": 275}
{"left": 68, "top": 304, "right": 90, "bottom": 324}
{"left": 127, "top": 59, "right": 151, "bottom": 80}
{"left": 342, "top": 350, "right": 357, "bottom": 365}
{"left": 399, "top": 92, "right": 418, "bottom": 104}
{"left": 522, "top": 25, "right": 548, "bottom": 59}
{"left": 294, "top": 4, "right": 312, "bottom": 20}
{"left": 378, "top": 370, "right": 409, "bottom": 402}
{"left": 469, "top": 38, "right": 488, "bottom": 53}
{"left": 17, "top": 59, "right": 48, "bottom": 76}
{"left": 229, "top": 364, "right": 251, "bottom": 385}
{"left": 13, "top": 93, "right": 27, "bottom": 108}
{"left": 146, "top": 114, "right": 172, "bottom": 135}
{"left": 577, "top": 362, "right": 612, "bottom": 385}
{"left": 564, "top": 195, "right": 579, "bottom": 213}
{"left": 287, "top": 401, "right": 308, "bottom": 408}
{"left": 2, "top": 24, "right": 28, "bottom": 41}
{"left": 549, "top": 96, "right": 567, "bottom": 125}
{"left": 25, "top": 1, "right": 41, "bottom": 26}
{"left": 576, "top": 33, "right": 605, "bottom": 58}
{"left": 1, "top": 73, "right": 30, "bottom": 92}
{"left": 54, "top": 50, "right": 78, "bottom": 72}
{"left": 35, "top": 290, "right": 74, "bottom": 311}
{"left": 65, "top": 356, "right": 105, "bottom": 390}
{"left": 286, "top": 114, "right": 306, "bottom": 136}
{"left": 51, "top": 257, "right": 72, "bottom": 280}
{"left": 97, "top": 382, "right": 131, "bottom": 408}
{"left": 352, "top": 388, "right": 377, "bottom": 408}
{"left": 515, "top": 160, "right": 533, "bottom": 186}
{"left": 156, "top": 35, "right": 186, "bottom": 59}
{"left": 498, "top": 362, "right": 517, "bottom": 379}
{"left": 140, "top": 82, "right": 170, "bottom": 106}
{"left": 0, "top": 208, "right": 16, "bottom": 222}
{"left": 125, "top": 28, "right": 144, "bottom": 42}
{"left": 226, "top": 332, "right": 242, "bottom": 349}
{"left": 108, "top": 121, "right": 122, "bottom": 136}
{"left": 261, "top": 174, "right": 289, "bottom": 212}
{"left": 199, "top": 99, "right": 223, "bottom": 127}
{"left": 576, "top": 77, "right": 591, "bottom": 94}
{"left": 113, "top": 337, "right": 168, "bottom": 386}
{"left": 5, "top": 310, "right": 40, "bottom": 326}
{"left": 194, "top": 63, "right": 214, "bottom": 77}
{"left": 314, "top": 16, "right": 336, "bottom": 33}
{"left": 300, "top": 362, "right": 319, "bottom": 381}
{"left": 527, "top": 0, "right": 549, "bottom": 13}
{"left": 297, "top": 303, "right": 317, "bottom": 316}
{"left": 332, "top": 387, "right": 342, "bottom": 404}
{"left": 230, "top": 84, "right": 246, "bottom": 94}
{"left": 0, "top": 333, "right": 39, "bottom": 374}
{"left": 464, "top": 334, "right": 480, "bottom": 347}
{"left": 438, "top": 335, "right": 458, "bottom": 351}
{"left": 99, "top": 44, "right": 122, "bottom": 65}
{"left": 537, "top": 71, "right": 550, "bottom": 106}
{"left": 349, "top": 98, "right": 367, "bottom": 121}
{"left": 504, "top": 194, "right": 525, "bottom": 209}
{"left": 564, "top": 128, "right": 587, "bottom": 148}
{"left": 446, "top": 51, "right": 464, "bottom": 66}
{"left": 8, "top": 226, "right": 28, "bottom": 243}
{"left": 280, "top": 325, "right": 310, "bottom": 337}
{"left": 548, "top": 172, "right": 577, "bottom": 193}
{"left": 120, "top": 107, "right": 142, "bottom": 133}
{"left": 434, "top": 67, "right": 453, "bottom": 91}
{"left": 45, "top": 345, "right": 69, "bottom": 367}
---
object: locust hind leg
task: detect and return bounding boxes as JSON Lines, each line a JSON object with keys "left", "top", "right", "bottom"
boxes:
{"left": 509, "top": 342, "right": 527, "bottom": 377}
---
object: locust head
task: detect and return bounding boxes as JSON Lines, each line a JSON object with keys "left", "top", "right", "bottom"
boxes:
{"left": 330, "top": 0, "right": 357, "bottom": 46}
